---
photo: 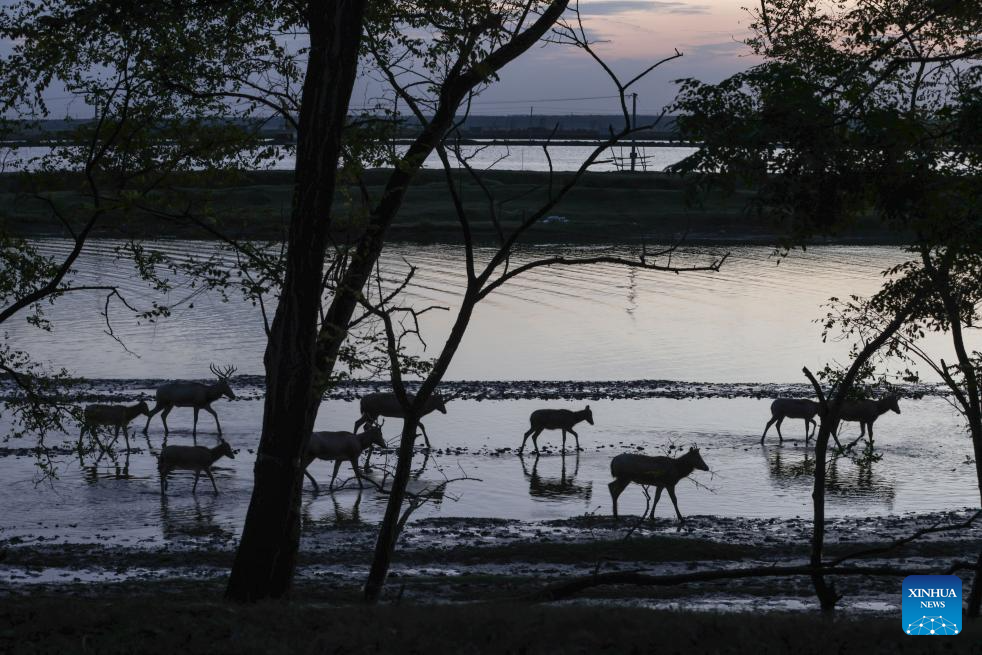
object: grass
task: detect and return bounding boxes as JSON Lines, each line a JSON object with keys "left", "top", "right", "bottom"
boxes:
{"left": 0, "top": 169, "right": 901, "bottom": 243}
{"left": 1, "top": 593, "right": 979, "bottom": 654}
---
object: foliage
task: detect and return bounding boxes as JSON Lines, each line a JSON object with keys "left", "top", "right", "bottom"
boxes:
{"left": 670, "top": 0, "right": 982, "bottom": 247}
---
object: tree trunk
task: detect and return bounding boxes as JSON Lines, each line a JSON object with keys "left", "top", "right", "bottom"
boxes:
{"left": 810, "top": 420, "right": 841, "bottom": 614}
{"left": 804, "top": 294, "right": 921, "bottom": 614}
{"left": 225, "top": 0, "right": 366, "bottom": 602}
{"left": 929, "top": 254, "right": 982, "bottom": 618}
{"left": 363, "top": 415, "right": 420, "bottom": 602}
{"left": 967, "top": 423, "right": 982, "bottom": 618}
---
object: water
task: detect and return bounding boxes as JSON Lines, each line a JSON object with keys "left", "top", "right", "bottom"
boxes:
{"left": 4, "top": 241, "right": 961, "bottom": 381}
{"left": 0, "top": 396, "right": 977, "bottom": 546}
{"left": 3, "top": 143, "right": 697, "bottom": 173}
{"left": 2, "top": 240, "right": 980, "bottom": 545}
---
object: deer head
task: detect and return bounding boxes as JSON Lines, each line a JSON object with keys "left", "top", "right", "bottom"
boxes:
{"left": 365, "top": 425, "right": 387, "bottom": 450}
{"left": 884, "top": 395, "right": 901, "bottom": 414}
{"left": 216, "top": 440, "right": 235, "bottom": 460}
{"left": 583, "top": 405, "right": 594, "bottom": 425}
{"left": 431, "top": 394, "right": 448, "bottom": 414}
{"left": 209, "top": 364, "right": 238, "bottom": 400}
{"left": 688, "top": 447, "right": 709, "bottom": 471}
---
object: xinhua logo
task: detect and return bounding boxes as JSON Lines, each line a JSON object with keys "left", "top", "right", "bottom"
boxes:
{"left": 902, "top": 575, "right": 962, "bottom": 635}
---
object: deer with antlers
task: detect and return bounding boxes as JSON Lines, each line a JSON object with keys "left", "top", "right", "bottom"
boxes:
{"left": 143, "top": 364, "right": 237, "bottom": 442}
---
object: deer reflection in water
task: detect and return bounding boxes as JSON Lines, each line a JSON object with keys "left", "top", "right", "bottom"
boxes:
{"left": 81, "top": 451, "right": 133, "bottom": 483}
{"left": 763, "top": 444, "right": 896, "bottom": 505}
{"left": 158, "top": 493, "right": 235, "bottom": 542}
{"left": 302, "top": 489, "right": 363, "bottom": 526}
{"left": 519, "top": 452, "right": 593, "bottom": 502}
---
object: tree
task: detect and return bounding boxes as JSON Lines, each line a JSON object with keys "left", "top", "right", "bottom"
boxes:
{"left": 3, "top": 0, "right": 577, "bottom": 600}
{"left": 356, "top": 9, "right": 727, "bottom": 601}
{"left": 0, "top": 0, "right": 277, "bottom": 473}
{"left": 227, "top": 1, "right": 578, "bottom": 601}
{"left": 670, "top": 0, "right": 982, "bottom": 614}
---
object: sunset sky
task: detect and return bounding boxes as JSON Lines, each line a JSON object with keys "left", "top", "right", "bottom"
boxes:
{"left": 360, "top": 0, "right": 758, "bottom": 116}
{"left": 9, "top": 0, "right": 756, "bottom": 118}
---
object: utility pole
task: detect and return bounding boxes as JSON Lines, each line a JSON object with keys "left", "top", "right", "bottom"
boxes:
{"left": 529, "top": 105, "right": 534, "bottom": 145}
{"left": 629, "top": 92, "right": 638, "bottom": 172}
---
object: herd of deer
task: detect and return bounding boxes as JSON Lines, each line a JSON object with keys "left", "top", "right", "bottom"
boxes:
{"left": 77, "top": 365, "right": 903, "bottom": 521}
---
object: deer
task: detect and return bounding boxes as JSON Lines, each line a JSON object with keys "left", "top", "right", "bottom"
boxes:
{"left": 519, "top": 405, "right": 593, "bottom": 453}
{"left": 352, "top": 392, "right": 447, "bottom": 449}
{"left": 302, "top": 425, "right": 387, "bottom": 492}
{"left": 79, "top": 401, "right": 150, "bottom": 452}
{"left": 158, "top": 440, "right": 235, "bottom": 494}
{"left": 143, "top": 364, "right": 236, "bottom": 442}
{"left": 761, "top": 398, "right": 822, "bottom": 444}
{"left": 835, "top": 395, "right": 901, "bottom": 447}
{"left": 608, "top": 447, "right": 709, "bottom": 522}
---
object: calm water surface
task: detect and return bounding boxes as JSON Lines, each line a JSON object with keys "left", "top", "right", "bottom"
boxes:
{"left": 6, "top": 241, "right": 965, "bottom": 382}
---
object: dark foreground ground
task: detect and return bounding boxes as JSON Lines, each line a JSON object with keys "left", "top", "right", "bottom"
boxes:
{"left": 3, "top": 513, "right": 982, "bottom": 652}
{"left": 2, "top": 595, "right": 980, "bottom": 654}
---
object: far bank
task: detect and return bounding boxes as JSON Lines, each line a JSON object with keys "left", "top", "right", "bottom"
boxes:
{"left": 0, "top": 169, "right": 909, "bottom": 245}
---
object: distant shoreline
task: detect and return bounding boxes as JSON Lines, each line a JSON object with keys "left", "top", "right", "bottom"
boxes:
{"left": 1, "top": 169, "right": 911, "bottom": 245}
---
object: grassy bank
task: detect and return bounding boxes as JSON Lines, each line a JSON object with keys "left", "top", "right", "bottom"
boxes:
{"left": 0, "top": 169, "right": 902, "bottom": 244}
{"left": 1, "top": 593, "right": 978, "bottom": 654}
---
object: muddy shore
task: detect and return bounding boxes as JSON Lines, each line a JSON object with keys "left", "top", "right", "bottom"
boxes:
{"left": 0, "top": 377, "right": 948, "bottom": 405}
{"left": 3, "top": 511, "right": 979, "bottom": 612}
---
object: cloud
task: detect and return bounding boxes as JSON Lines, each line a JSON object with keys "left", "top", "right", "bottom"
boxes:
{"left": 576, "top": 1, "right": 710, "bottom": 16}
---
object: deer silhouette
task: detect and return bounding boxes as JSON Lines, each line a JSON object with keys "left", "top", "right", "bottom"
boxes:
{"left": 144, "top": 364, "right": 236, "bottom": 442}
{"left": 608, "top": 447, "right": 709, "bottom": 522}
{"left": 761, "top": 398, "right": 822, "bottom": 444}
{"left": 520, "top": 405, "right": 594, "bottom": 453}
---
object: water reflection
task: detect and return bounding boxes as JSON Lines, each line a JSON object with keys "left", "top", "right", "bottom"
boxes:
{"left": 158, "top": 493, "right": 236, "bottom": 541}
{"left": 81, "top": 450, "right": 133, "bottom": 481}
{"left": 764, "top": 444, "right": 896, "bottom": 506}
{"left": 520, "top": 452, "right": 593, "bottom": 502}
{"left": 302, "top": 490, "right": 363, "bottom": 526}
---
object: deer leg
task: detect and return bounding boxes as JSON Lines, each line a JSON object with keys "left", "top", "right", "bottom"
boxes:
{"left": 520, "top": 426, "right": 536, "bottom": 452}
{"left": 143, "top": 405, "right": 163, "bottom": 435}
{"left": 761, "top": 416, "right": 778, "bottom": 443}
{"left": 531, "top": 429, "right": 543, "bottom": 454}
{"left": 649, "top": 486, "right": 663, "bottom": 521}
{"left": 350, "top": 457, "right": 363, "bottom": 489}
{"left": 192, "top": 408, "right": 200, "bottom": 439}
{"left": 568, "top": 428, "right": 581, "bottom": 451}
{"left": 867, "top": 422, "right": 874, "bottom": 446}
{"left": 160, "top": 406, "right": 172, "bottom": 436}
{"left": 331, "top": 459, "right": 343, "bottom": 490}
{"left": 206, "top": 469, "right": 219, "bottom": 494}
{"left": 203, "top": 405, "right": 223, "bottom": 438}
{"left": 418, "top": 422, "right": 432, "bottom": 449}
{"left": 91, "top": 428, "right": 109, "bottom": 456}
{"left": 608, "top": 477, "right": 630, "bottom": 517}
{"left": 775, "top": 417, "right": 784, "bottom": 443}
{"left": 192, "top": 471, "right": 200, "bottom": 493}
{"left": 123, "top": 425, "right": 131, "bottom": 452}
{"left": 304, "top": 469, "right": 320, "bottom": 493}
{"left": 159, "top": 468, "right": 168, "bottom": 494}
{"left": 667, "top": 486, "right": 684, "bottom": 523}
{"left": 353, "top": 414, "right": 369, "bottom": 433}
{"left": 561, "top": 430, "right": 567, "bottom": 452}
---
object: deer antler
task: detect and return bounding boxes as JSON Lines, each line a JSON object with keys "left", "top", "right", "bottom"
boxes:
{"left": 210, "top": 363, "right": 237, "bottom": 379}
